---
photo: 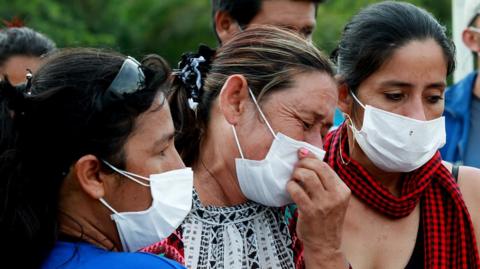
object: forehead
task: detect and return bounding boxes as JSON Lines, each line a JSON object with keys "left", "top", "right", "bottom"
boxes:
{"left": 250, "top": 0, "right": 316, "bottom": 29}
{"left": 265, "top": 71, "right": 337, "bottom": 115}
{"left": 1, "top": 55, "right": 42, "bottom": 85}
{"left": 125, "top": 95, "right": 173, "bottom": 148}
{"left": 360, "top": 39, "right": 447, "bottom": 88}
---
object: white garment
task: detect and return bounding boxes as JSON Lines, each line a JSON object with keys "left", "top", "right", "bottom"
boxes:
{"left": 181, "top": 190, "right": 295, "bottom": 269}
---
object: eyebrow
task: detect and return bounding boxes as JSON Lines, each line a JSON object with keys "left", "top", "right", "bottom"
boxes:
{"left": 380, "top": 80, "right": 447, "bottom": 89}
{"left": 152, "top": 131, "right": 175, "bottom": 149}
{"left": 299, "top": 109, "right": 326, "bottom": 122}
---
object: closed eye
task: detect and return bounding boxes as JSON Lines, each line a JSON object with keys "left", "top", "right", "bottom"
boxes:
{"left": 302, "top": 121, "right": 313, "bottom": 130}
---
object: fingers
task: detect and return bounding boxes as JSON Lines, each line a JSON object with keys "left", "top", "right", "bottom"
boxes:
{"left": 291, "top": 166, "right": 326, "bottom": 194}
{"left": 286, "top": 180, "right": 314, "bottom": 209}
{"left": 296, "top": 151, "right": 347, "bottom": 192}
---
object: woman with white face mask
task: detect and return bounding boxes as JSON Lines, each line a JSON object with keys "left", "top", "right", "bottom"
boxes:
{"left": 327, "top": 2, "right": 480, "bottom": 268}
{"left": 0, "top": 49, "right": 190, "bottom": 269}
{"left": 143, "top": 26, "right": 351, "bottom": 269}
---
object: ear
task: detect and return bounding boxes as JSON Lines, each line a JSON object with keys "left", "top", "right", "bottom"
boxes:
{"left": 337, "top": 80, "right": 353, "bottom": 115}
{"left": 463, "top": 29, "right": 480, "bottom": 52}
{"left": 214, "top": 10, "right": 241, "bottom": 44}
{"left": 73, "top": 155, "right": 107, "bottom": 200}
{"left": 218, "top": 75, "right": 249, "bottom": 125}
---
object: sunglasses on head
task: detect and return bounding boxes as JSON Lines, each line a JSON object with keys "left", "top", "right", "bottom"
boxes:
{"left": 96, "top": 56, "right": 146, "bottom": 110}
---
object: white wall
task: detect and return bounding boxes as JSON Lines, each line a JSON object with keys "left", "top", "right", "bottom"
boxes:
{"left": 453, "top": 0, "right": 474, "bottom": 83}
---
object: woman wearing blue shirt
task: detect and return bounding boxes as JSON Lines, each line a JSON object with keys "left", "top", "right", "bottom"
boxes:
{"left": 0, "top": 49, "right": 189, "bottom": 269}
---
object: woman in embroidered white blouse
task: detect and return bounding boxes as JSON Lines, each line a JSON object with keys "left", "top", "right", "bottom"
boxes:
{"left": 160, "top": 26, "right": 351, "bottom": 269}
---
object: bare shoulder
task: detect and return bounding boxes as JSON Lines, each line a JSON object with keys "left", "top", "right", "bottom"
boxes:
{"left": 448, "top": 163, "right": 480, "bottom": 228}
{"left": 442, "top": 161, "right": 480, "bottom": 248}
{"left": 441, "top": 161, "right": 480, "bottom": 191}
{"left": 456, "top": 165, "right": 480, "bottom": 196}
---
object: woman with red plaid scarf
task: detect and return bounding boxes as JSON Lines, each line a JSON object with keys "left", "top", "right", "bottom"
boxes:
{"left": 326, "top": 1, "right": 480, "bottom": 268}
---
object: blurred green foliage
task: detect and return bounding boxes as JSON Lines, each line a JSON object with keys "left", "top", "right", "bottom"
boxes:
{"left": 0, "top": 0, "right": 451, "bottom": 66}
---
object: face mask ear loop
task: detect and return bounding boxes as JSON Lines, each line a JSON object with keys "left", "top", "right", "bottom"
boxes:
{"left": 102, "top": 160, "right": 150, "bottom": 187}
{"left": 122, "top": 170, "right": 150, "bottom": 182}
{"left": 343, "top": 112, "right": 357, "bottom": 131}
{"left": 99, "top": 198, "right": 121, "bottom": 216}
{"left": 248, "top": 88, "right": 276, "bottom": 138}
{"left": 231, "top": 125, "right": 245, "bottom": 159}
{"left": 340, "top": 112, "right": 361, "bottom": 166}
{"left": 350, "top": 90, "right": 366, "bottom": 110}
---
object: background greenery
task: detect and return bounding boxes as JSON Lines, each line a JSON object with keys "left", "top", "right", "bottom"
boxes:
{"left": 0, "top": 0, "right": 452, "bottom": 66}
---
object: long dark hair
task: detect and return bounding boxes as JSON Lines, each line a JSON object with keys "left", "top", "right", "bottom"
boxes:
{"left": 0, "top": 27, "right": 56, "bottom": 153}
{"left": 331, "top": 1, "right": 455, "bottom": 93}
{"left": 169, "top": 26, "right": 334, "bottom": 166}
{"left": 0, "top": 48, "right": 171, "bottom": 268}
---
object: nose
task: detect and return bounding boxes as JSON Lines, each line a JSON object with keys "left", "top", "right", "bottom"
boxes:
{"left": 171, "top": 148, "right": 186, "bottom": 169}
{"left": 304, "top": 123, "right": 324, "bottom": 148}
{"left": 403, "top": 96, "right": 427, "bottom": 121}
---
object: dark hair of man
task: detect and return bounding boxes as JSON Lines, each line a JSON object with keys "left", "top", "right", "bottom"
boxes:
{"left": 211, "top": 0, "right": 324, "bottom": 43}
{"left": 331, "top": 1, "right": 455, "bottom": 94}
{"left": 0, "top": 48, "right": 170, "bottom": 268}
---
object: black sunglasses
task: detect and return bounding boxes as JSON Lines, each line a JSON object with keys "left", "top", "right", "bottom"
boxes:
{"left": 96, "top": 56, "right": 146, "bottom": 110}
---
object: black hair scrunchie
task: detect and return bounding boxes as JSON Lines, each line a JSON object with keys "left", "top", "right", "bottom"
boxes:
{"left": 176, "top": 44, "right": 215, "bottom": 105}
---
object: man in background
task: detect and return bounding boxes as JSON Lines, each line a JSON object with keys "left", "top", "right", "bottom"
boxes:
{"left": 442, "top": 0, "right": 480, "bottom": 168}
{"left": 212, "top": 0, "right": 322, "bottom": 44}
{"left": 211, "top": 0, "right": 340, "bottom": 134}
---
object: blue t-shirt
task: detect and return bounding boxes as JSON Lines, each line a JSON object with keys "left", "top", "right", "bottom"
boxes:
{"left": 41, "top": 241, "right": 184, "bottom": 269}
{"left": 464, "top": 95, "right": 480, "bottom": 168}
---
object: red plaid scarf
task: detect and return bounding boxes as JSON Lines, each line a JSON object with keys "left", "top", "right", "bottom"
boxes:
{"left": 324, "top": 124, "right": 479, "bottom": 268}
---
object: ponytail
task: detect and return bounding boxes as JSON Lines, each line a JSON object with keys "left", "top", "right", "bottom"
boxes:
{"left": 169, "top": 45, "right": 215, "bottom": 166}
{"left": 0, "top": 78, "right": 26, "bottom": 154}
{"left": 0, "top": 78, "right": 58, "bottom": 268}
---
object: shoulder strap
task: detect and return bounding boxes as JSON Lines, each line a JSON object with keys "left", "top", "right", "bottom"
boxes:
{"left": 452, "top": 164, "right": 460, "bottom": 183}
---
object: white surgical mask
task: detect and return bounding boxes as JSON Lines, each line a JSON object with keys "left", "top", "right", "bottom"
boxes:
{"left": 99, "top": 162, "right": 193, "bottom": 252}
{"left": 347, "top": 91, "right": 446, "bottom": 172}
{"left": 233, "top": 89, "right": 326, "bottom": 207}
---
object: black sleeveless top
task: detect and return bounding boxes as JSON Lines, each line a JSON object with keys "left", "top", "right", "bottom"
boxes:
{"left": 404, "top": 164, "right": 460, "bottom": 268}
{"left": 404, "top": 216, "right": 424, "bottom": 268}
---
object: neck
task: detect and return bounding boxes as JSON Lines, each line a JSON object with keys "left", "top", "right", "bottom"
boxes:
{"left": 474, "top": 64, "right": 480, "bottom": 98}
{"left": 58, "top": 202, "right": 120, "bottom": 251}
{"left": 345, "top": 125, "right": 403, "bottom": 196}
{"left": 194, "top": 131, "right": 248, "bottom": 207}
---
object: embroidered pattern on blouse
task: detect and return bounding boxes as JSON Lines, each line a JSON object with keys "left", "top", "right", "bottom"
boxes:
{"left": 181, "top": 191, "right": 295, "bottom": 269}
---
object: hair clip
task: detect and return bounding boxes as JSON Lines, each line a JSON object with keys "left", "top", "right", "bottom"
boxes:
{"left": 25, "top": 69, "right": 33, "bottom": 95}
{"left": 175, "top": 45, "right": 215, "bottom": 111}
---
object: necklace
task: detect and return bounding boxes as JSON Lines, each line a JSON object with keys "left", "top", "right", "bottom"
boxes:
{"left": 200, "top": 158, "right": 218, "bottom": 182}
